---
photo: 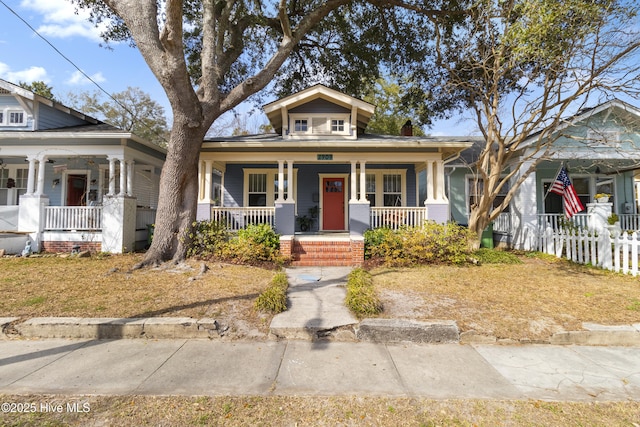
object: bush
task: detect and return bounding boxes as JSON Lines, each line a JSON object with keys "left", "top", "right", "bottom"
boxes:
{"left": 255, "top": 271, "right": 288, "bottom": 313}
{"left": 188, "top": 220, "right": 229, "bottom": 257}
{"left": 364, "top": 221, "right": 475, "bottom": 266}
{"left": 221, "top": 224, "right": 282, "bottom": 264}
{"left": 345, "top": 268, "right": 382, "bottom": 318}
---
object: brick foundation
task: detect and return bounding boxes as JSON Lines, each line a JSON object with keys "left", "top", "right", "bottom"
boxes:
{"left": 41, "top": 241, "right": 102, "bottom": 253}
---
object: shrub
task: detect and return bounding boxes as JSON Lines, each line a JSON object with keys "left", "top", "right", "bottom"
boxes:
{"left": 345, "top": 268, "right": 382, "bottom": 318}
{"left": 221, "top": 224, "right": 283, "bottom": 264}
{"left": 187, "top": 220, "right": 229, "bottom": 257}
{"left": 255, "top": 271, "right": 288, "bottom": 313}
{"left": 364, "top": 221, "right": 475, "bottom": 266}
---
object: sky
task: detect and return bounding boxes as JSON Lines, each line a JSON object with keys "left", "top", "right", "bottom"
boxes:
{"left": 0, "top": 0, "right": 472, "bottom": 136}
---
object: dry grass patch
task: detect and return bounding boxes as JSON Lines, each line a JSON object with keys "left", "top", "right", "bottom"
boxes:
{"left": 1, "top": 395, "right": 639, "bottom": 426}
{"left": 371, "top": 255, "right": 640, "bottom": 340}
{"left": 0, "top": 254, "right": 276, "bottom": 338}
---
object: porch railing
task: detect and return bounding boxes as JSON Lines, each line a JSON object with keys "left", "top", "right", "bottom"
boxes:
{"left": 619, "top": 214, "right": 640, "bottom": 231}
{"left": 370, "top": 207, "right": 427, "bottom": 230}
{"left": 44, "top": 206, "right": 102, "bottom": 231}
{"left": 493, "top": 212, "right": 511, "bottom": 233}
{"left": 537, "top": 213, "right": 589, "bottom": 231}
{"left": 211, "top": 207, "right": 275, "bottom": 231}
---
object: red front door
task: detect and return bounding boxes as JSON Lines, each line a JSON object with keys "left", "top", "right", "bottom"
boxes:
{"left": 67, "top": 174, "right": 87, "bottom": 206}
{"left": 322, "top": 178, "right": 345, "bottom": 230}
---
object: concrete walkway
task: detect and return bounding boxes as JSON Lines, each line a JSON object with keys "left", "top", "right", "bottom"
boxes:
{"left": 269, "top": 267, "right": 358, "bottom": 340}
{"left": 1, "top": 338, "right": 639, "bottom": 400}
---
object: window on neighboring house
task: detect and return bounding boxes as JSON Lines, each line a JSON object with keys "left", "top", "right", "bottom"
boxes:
{"left": 383, "top": 174, "right": 402, "bottom": 206}
{"left": 543, "top": 177, "right": 589, "bottom": 214}
{"left": 9, "top": 111, "right": 25, "bottom": 125}
{"left": 587, "top": 129, "right": 620, "bottom": 146}
{"left": 0, "top": 112, "right": 3, "bottom": 124}
{"left": 248, "top": 173, "right": 267, "bottom": 206}
{"left": 467, "top": 176, "right": 510, "bottom": 214}
{"left": 332, "top": 119, "right": 345, "bottom": 132}
{"left": 294, "top": 119, "right": 308, "bottom": 133}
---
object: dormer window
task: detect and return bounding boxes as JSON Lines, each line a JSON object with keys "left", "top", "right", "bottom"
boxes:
{"left": 294, "top": 119, "right": 308, "bottom": 132}
{"left": 5, "top": 110, "right": 25, "bottom": 126}
{"left": 290, "top": 113, "right": 350, "bottom": 136}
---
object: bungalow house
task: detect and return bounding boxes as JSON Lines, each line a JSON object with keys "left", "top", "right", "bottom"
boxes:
{"left": 0, "top": 79, "right": 165, "bottom": 254}
{"left": 448, "top": 99, "right": 640, "bottom": 250}
{"left": 196, "top": 84, "right": 474, "bottom": 265}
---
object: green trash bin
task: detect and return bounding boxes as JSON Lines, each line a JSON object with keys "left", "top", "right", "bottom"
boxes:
{"left": 480, "top": 222, "right": 494, "bottom": 249}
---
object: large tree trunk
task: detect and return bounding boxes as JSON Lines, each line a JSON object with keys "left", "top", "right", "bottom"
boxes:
{"left": 138, "top": 118, "right": 208, "bottom": 266}
{"left": 468, "top": 207, "right": 490, "bottom": 251}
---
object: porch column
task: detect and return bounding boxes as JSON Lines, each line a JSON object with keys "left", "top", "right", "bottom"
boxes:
{"left": 350, "top": 161, "right": 358, "bottom": 202}
{"left": 286, "top": 160, "right": 294, "bottom": 202}
{"left": 436, "top": 160, "right": 447, "bottom": 201}
{"left": 126, "top": 160, "right": 135, "bottom": 197}
{"left": 425, "top": 160, "right": 435, "bottom": 202}
{"left": 196, "top": 159, "right": 214, "bottom": 221}
{"left": 359, "top": 161, "right": 367, "bottom": 202}
{"left": 276, "top": 160, "right": 285, "bottom": 202}
{"left": 35, "top": 156, "right": 47, "bottom": 196}
{"left": 118, "top": 158, "right": 126, "bottom": 196}
{"left": 107, "top": 157, "right": 116, "bottom": 196}
{"left": 26, "top": 156, "right": 37, "bottom": 195}
{"left": 204, "top": 160, "right": 213, "bottom": 202}
{"left": 511, "top": 160, "right": 537, "bottom": 250}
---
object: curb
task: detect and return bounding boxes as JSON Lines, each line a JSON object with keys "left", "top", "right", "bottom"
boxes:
{"left": 2, "top": 317, "right": 640, "bottom": 346}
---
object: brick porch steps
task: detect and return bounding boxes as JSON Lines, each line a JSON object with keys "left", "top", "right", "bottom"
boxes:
{"left": 282, "top": 235, "right": 364, "bottom": 267}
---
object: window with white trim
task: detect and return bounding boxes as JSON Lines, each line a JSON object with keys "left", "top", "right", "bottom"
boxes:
{"left": 243, "top": 168, "right": 297, "bottom": 207}
{"left": 8, "top": 111, "right": 25, "bottom": 126}
{"left": 290, "top": 113, "right": 350, "bottom": 135}
{"left": 294, "top": 119, "right": 308, "bottom": 132}
{"left": 0, "top": 112, "right": 3, "bottom": 124}
{"left": 542, "top": 177, "right": 589, "bottom": 214}
{"left": 331, "top": 119, "right": 345, "bottom": 132}
{"left": 587, "top": 128, "right": 620, "bottom": 146}
{"left": 357, "top": 170, "right": 406, "bottom": 206}
{"left": 467, "top": 176, "right": 510, "bottom": 214}
{"left": 0, "top": 169, "right": 8, "bottom": 205}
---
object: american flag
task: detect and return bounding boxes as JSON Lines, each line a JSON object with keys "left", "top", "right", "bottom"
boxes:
{"left": 550, "top": 167, "right": 585, "bottom": 218}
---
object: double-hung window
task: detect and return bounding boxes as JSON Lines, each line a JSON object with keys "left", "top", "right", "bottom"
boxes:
{"left": 467, "top": 176, "right": 510, "bottom": 214}
{"left": 248, "top": 173, "right": 268, "bottom": 206}
{"left": 357, "top": 170, "right": 406, "bottom": 206}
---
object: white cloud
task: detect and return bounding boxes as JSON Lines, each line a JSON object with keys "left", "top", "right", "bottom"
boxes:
{"left": 66, "top": 70, "right": 106, "bottom": 86}
{"left": 0, "top": 62, "right": 49, "bottom": 83}
{"left": 20, "top": 0, "right": 106, "bottom": 42}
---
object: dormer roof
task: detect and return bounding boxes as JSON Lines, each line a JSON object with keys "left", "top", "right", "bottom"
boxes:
{"left": 263, "top": 84, "right": 375, "bottom": 135}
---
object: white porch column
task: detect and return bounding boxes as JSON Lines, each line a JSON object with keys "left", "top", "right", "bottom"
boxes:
{"left": 511, "top": 160, "right": 538, "bottom": 250}
{"left": 26, "top": 156, "right": 37, "bottom": 195}
{"left": 350, "top": 161, "right": 358, "bottom": 202}
{"left": 424, "top": 160, "right": 435, "bottom": 203}
{"left": 36, "top": 156, "right": 47, "bottom": 196}
{"left": 126, "top": 160, "right": 135, "bottom": 197}
{"left": 436, "top": 160, "right": 447, "bottom": 201}
{"left": 204, "top": 160, "right": 213, "bottom": 202}
{"left": 118, "top": 158, "right": 126, "bottom": 196}
{"left": 286, "top": 160, "right": 294, "bottom": 202}
{"left": 277, "top": 160, "right": 285, "bottom": 202}
{"left": 359, "top": 161, "right": 367, "bottom": 202}
{"left": 107, "top": 157, "right": 116, "bottom": 196}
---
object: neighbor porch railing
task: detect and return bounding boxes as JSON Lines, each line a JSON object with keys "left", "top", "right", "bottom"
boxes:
{"left": 537, "top": 213, "right": 589, "bottom": 231}
{"left": 370, "top": 207, "right": 427, "bottom": 230}
{"left": 619, "top": 214, "right": 640, "bottom": 231}
{"left": 211, "top": 207, "right": 275, "bottom": 231}
{"left": 44, "top": 206, "right": 102, "bottom": 231}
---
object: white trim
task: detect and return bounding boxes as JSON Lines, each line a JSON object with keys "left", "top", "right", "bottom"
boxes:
{"left": 318, "top": 173, "right": 349, "bottom": 231}
{"left": 62, "top": 169, "right": 92, "bottom": 206}
{"left": 242, "top": 167, "right": 298, "bottom": 210}
{"left": 359, "top": 169, "right": 407, "bottom": 207}
{"left": 289, "top": 113, "right": 351, "bottom": 137}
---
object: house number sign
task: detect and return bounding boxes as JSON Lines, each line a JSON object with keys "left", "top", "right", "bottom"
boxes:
{"left": 317, "top": 154, "right": 333, "bottom": 161}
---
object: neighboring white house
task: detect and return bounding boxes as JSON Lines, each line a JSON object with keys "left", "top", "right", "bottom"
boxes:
{"left": 0, "top": 79, "right": 166, "bottom": 254}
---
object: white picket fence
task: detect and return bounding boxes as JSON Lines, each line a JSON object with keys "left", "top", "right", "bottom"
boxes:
{"left": 539, "top": 227, "right": 640, "bottom": 276}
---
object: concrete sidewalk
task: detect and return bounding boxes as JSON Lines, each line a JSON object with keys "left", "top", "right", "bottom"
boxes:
{"left": 1, "top": 338, "right": 639, "bottom": 401}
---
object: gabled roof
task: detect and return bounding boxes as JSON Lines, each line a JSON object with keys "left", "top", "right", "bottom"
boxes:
{"left": 0, "top": 78, "right": 102, "bottom": 125}
{"left": 262, "top": 84, "right": 375, "bottom": 134}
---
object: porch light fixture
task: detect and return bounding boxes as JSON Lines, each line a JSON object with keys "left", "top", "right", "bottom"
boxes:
{"left": 52, "top": 179, "right": 60, "bottom": 188}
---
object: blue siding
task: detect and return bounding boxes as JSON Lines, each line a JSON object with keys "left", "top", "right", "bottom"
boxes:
{"left": 38, "top": 104, "right": 87, "bottom": 130}
{"left": 289, "top": 98, "right": 350, "bottom": 114}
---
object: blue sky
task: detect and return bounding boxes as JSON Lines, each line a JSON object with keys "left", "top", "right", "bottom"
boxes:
{"left": 0, "top": 0, "right": 472, "bottom": 136}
